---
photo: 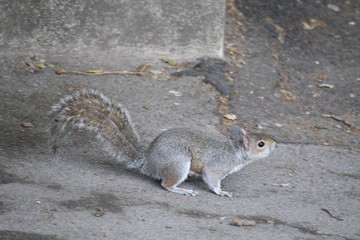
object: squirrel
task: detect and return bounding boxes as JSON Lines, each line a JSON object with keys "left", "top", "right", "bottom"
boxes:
{"left": 50, "top": 89, "right": 277, "bottom": 197}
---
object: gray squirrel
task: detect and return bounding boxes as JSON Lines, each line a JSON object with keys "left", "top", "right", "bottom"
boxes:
{"left": 50, "top": 89, "right": 277, "bottom": 197}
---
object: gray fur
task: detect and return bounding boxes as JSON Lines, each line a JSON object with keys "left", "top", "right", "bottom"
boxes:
{"left": 49, "top": 89, "right": 276, "bottom": 197}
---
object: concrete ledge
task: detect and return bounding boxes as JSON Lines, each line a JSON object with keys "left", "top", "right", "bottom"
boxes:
{"left": 0, "top": 0, "right": 226, "bottom": 59}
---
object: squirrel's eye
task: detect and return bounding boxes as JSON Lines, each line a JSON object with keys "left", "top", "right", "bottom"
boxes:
{"left": 258, "top": 141, "right": 265, "bottom": 148}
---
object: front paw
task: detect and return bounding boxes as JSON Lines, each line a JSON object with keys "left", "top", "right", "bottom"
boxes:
{"left": 217, "top": 191, "right": 233, "bottom": 197}
{"left": 185, "top": 190, "right": 199, "bottom": 197}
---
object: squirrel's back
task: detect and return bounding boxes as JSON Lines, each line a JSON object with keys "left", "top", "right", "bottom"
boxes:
{"left": 142, "top": 128, "right": 240, "bottom": 176}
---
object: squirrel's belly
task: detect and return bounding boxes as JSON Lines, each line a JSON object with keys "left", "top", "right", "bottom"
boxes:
{"left": 190, "top": 159, "right": 203, "bottom": 174}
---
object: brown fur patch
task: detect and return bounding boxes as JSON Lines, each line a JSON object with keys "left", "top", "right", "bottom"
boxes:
{"left": 162, "top": 174, "right": 182, "bottom": 188}
{"left": 190, "top": 160, "right": 203, "bottom": 174}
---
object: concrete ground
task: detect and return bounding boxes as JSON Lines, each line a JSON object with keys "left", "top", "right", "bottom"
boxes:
{"left": 1, "top": 1, "right": 359, "bottom": 240}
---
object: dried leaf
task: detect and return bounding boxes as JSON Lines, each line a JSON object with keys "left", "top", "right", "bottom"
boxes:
{"left": 161, "top": 58, "right": 183, "bottom": 68}
{"left": 93, "top": 210, "right": 104, "bottom": 217}
{"left": 228, "top": 47, "right": 239, "bottom": 55}
{"left": 302, "top": 19, "right": 326, "bottom": 30}
{"left": 223, "top": 114, "right": 237, "bottom": 120}
{"left": 161, "top": 58, "right": 177, "bottom": 66}
{"left": 318, "top": 75, "right": 327, "bottom": 81}
{"left": 25, "top": 61, "right": 40, "bottom": 70}
{"left": 265, "top": 17, "right": 286, "bottom": 44}
{"left": 149, "top": 69, "right": 163, "bottom": 75}
{"left": 230, "top": 218, "right": 256, "bottom": 227}
{"left": 55, "top": 69, "right": 66, "bottom": 75}
{"left": 280, "top": 89, "right": 297, "bottom": 101}
{"left": 236, "top": 59, "right": 247, "bottom": 68}
{"left": 136, "top": 64, "right": 151, "bottom": 74}
{"left": 54, "top": 69, "right": 143, "bottom": 76}
{"left": 318, "top": 83, "right": 334, "bottom": 89}
{"left": 94, "top": 212, "right": 103, "bottom": 217}
{"left": 327, "top": 4, "right": 340, "bottom": 12}
{"left": 36, "top": 63, "right": 46, "bottom": 69}
{"left": 85, "top": 70, "right": 104, "bottom": 74}
{"left": 21, "top": 122, "right": 33, "bottom": 128}
{"left": 218, "top": 97, "right": 228, "bottom": 104}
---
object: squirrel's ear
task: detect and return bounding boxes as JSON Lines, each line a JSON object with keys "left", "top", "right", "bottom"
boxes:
{"left": 240, "top": 128, "right": 247, "bottom": 136}
{"left": 228, "top": 126, "right": 243, "bottom": 140}
{"left": 240, "top": 128, "right": 250, "bottom": 151}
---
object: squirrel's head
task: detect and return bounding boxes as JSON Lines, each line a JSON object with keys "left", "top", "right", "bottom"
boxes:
{"left": 239, "top": 129, "right": 277, "bottom": 160}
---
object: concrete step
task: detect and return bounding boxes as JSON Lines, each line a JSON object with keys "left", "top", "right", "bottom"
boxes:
{"left": 0, "top": 0, "right": 226, "bottom": 59}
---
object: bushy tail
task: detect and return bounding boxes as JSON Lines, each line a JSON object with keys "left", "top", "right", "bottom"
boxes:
{"left": 49, "top": 89, "right": 142, "bottom": 162}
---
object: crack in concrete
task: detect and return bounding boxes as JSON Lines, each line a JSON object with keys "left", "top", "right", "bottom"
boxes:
{"left": 328, "top": 170, "right": 360, "bottom": 180}
{"left": 0, "top": 230, "right": 65, "bottom": 240}
{"left": 177, "top": 209, "right": 354, "bottom": 240}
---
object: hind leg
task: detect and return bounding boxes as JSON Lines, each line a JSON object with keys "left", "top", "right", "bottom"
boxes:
{"left": 160, "top": 161, "right": 198, "bottom": 196}
{"left": 161, "top": 177, "right": 198, "bottom": 196}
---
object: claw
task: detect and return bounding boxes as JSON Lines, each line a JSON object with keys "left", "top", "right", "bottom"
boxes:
{"left": 217, "top": 191, "right": 233, "bottom": 197}
{"left": 185, "top": 190, "right": 199, "bottom": 197}
{"left": 162, "top": 183, "right": 199, "bottom": 196}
